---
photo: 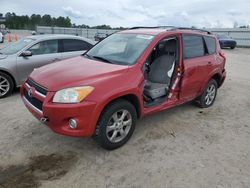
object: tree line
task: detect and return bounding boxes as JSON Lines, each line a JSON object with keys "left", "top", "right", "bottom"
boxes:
{"left": 2, "top": 13, "right": 71, "bottom": 29}
{"left": 1, "top": 12, "right": 126, "bottom": 30}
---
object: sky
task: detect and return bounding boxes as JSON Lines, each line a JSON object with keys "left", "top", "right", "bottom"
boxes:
{"left": 0, "top": 0, "right": 250, "bottom": 28}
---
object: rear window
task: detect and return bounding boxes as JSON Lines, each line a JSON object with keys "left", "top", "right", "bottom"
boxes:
{"left": 183, "top": 35, "right": 205, "bottom": 59}
{"left": 62, "top": 39, "right": 92, "bottom": 52}
{"left": 204, "top": 36, "right": 216, "bottom": 54}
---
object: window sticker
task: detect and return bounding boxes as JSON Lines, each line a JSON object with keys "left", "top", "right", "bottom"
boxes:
{"left": 23, "top": 39, "right": 33, "bottom": 43}
{"left": 136, "top": 35, "right": 154, "bottom": 40}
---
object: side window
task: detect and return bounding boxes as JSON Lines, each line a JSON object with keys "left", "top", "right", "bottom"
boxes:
{"left": 183, "top": 35, "right": 205, "bottom": 59}
{"left": 204, "top": 36, "right": 216, "bottom": 55}
{"left": 28, "top": 40, "right": 58, "bottom": 55}
{"left": 63, "top": 39, "right": 91, "bottom": 52}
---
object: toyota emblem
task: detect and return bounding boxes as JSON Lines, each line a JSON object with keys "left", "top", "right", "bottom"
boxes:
{"left": 28, "top": 88, "right": 33, "bottom": 98}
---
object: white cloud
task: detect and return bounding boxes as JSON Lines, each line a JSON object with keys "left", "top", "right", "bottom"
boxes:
{"left": 227, "top": 9, "right": 242, "bottom": 16}
{"left": 62, "top": 6, "right": 82, "bottom": 18}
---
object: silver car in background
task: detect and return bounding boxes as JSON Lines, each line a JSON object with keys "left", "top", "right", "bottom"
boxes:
{"left": 0, "top": 34, "right": 95, "bottom": 98}
{"left": 0, "top": 32, "right": 3, "bottom": 43}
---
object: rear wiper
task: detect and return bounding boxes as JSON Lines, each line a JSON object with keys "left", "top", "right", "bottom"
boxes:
{"left": 92, "top": 56, "right": 114, "bottom": 64}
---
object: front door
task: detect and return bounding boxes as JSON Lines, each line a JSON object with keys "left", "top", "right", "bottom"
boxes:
{"left": 17, "top": 39, "right": 61, "bottom": 84}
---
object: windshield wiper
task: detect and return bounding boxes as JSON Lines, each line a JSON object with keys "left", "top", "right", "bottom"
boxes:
{"left": 92, "top": 56, "right": 114, "bottom": 64}
{"left": 84, "top": 53, "right": 93, "bottom": 59}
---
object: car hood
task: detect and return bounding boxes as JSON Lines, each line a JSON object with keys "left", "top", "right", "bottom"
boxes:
{"left": 30, "top": 56, "right": 129, "bottom": 91}
{"left": 0, "top": 54, "right": 8, "bottom": 60}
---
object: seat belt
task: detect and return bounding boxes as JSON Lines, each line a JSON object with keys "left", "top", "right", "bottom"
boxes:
{"left": 168, "top": 67, "right": 181, "bottom": 99}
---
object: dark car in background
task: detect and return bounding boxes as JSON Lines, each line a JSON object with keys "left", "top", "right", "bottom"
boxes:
{"left": 94, "top": 32, "right": 109, "bottom": 41}
{"left": 216, "top": 34, "right": 237, "bottom": 49}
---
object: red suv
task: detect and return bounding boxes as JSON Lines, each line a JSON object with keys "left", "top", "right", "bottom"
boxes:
{"left": 21, "top": 27, "right": 226, "bottom": 150}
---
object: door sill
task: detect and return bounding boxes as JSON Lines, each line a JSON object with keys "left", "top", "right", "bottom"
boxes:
{"left": 143, "top": 96, "right": 167, "bottom": 108}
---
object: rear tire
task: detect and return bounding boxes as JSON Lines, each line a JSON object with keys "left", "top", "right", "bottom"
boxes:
{"left": 196, "top": 79, "right": 218, "bottom": 108}
{"left": 0, "top": 72, "right": 14, "bottom": 98}
{"left": 231, "top": 46, "right": 235, "bottom": 49}
{"left": 93, "top": 99, "right": 137, "bottom": 150}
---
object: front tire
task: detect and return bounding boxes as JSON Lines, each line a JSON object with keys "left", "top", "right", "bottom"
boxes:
{"left": 0, "top": 72, "right": 14, "bottom": 98}
{"left": 94, "top": 99, "right": 137, "bottom": 150}
{"left": 196, "top": 79, "right": 218, "bottom": 108}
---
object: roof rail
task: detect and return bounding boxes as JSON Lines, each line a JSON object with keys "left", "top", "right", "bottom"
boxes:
{"left": 129, "top": 26, "right": 175, "bottom": 30}
{"left": 129, "top": 26, "right": 212, "bottom": 34}
{"left": 174, "top": 27, "right": 212, "bottom": 34}
{"left": 129, "top": 26, "right": 162, "bottom": 30}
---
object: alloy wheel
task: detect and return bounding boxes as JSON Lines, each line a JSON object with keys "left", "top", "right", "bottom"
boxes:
{"left": 204, "top": 84, "right": 216, "bottom": 105}
{"left": 106, "top": 109, "right": 132, "bottom": 143}
{"left": 0, "top": 76, "right": 10, "bottom": 97}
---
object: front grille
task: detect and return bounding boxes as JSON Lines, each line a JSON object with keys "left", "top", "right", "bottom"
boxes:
{"left": 24, "top": 79, "right": 48, "bottom": 113}
{"left": 26, "top": 79, "right": 47, "bottom": 96}
{"left": 24, "top": 89, "right": 43, "bottom": 111}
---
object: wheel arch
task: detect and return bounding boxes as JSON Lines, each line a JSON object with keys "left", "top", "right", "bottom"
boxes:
{"left": 0, "top": 69, "right": 17, "bottom": 87}
{"left": 99, "top": 93, "right": 142, "bottom": 119}
{"left": 198, "top": 72, "right": 222, "bottom": 97}
{"left": 211, "top": 73, "right": 222, "bottom": 88}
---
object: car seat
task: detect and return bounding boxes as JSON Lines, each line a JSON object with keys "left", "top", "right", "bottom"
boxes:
{"left": 144, "top": 39, "right": 176, "bottom": 99}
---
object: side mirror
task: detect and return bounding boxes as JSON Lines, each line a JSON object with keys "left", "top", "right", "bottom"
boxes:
{"left": 21, "top": 51, "right": 32, "bottom": 57}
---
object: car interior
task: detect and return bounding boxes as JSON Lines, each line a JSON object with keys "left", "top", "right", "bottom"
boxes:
{"left": 143, "top": 37, "right": 178, "bottom": 106}
{"left": 29, "top": 40, "right": 58, "bottom": 55}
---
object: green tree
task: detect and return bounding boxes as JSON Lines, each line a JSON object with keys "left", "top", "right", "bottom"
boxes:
{"left": 3, "top": 12, "right": 72, "bottom": 29}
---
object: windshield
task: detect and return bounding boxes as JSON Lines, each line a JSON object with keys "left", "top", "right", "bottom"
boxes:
{"left": 86, "top": 33, "right": 154, "bottom": 65}
{"left": 0, "top": 38, "right": 35, "bottom": 55}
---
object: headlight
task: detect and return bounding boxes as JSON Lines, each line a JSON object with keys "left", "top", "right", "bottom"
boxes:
{"left": 53, "top": 86, "right": 94, "bottom": 103}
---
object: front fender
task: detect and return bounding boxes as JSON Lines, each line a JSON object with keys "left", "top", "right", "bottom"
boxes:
{"left": 0, "top": 67, "right": 18, "bottom": 86}
{"left": 86, "top": 88, "right": 143, "bottom": 136}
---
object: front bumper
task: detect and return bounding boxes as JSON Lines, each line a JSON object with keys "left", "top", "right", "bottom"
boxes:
{"left": 20, "top": 83, "right": 99, "bottom": 137}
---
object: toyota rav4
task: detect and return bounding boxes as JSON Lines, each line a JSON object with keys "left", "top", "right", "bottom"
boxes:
{"left": 21, "top": 27, "right": 226, "bottom": 150}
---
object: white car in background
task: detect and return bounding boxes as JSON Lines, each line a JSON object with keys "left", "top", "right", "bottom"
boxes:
{"left": 0, "top": 32, "right": 3, "bottom": 43}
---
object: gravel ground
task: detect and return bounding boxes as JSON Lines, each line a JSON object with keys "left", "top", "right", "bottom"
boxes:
{"left": 0, "top": 48, "right": 250, "bottom": 188}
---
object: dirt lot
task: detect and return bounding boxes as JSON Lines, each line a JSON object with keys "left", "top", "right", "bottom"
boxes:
{"left": 0, "top": 48, "right": 250, "bottom": 188}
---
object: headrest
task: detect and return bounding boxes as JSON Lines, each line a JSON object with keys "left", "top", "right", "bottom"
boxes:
{"left": 165, "top": 39, "right": 176, "bottom": 53}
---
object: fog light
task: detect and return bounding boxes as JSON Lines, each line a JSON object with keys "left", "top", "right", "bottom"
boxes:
{"left": 69, "top": 119, "right": 77, "bottom": 129}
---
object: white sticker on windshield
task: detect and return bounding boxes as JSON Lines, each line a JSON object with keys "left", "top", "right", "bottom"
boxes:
{"left": 136, "top": 35, "right": 154, "bottom": 40}
{"left": 23, "top": 39, "right": 33, "bottom": 42}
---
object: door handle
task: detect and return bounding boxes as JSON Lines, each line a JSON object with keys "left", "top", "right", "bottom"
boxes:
{"left": 207, "top": 62, "right": 212, "bottom": 66}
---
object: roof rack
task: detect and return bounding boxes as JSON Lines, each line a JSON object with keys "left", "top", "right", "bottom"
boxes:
{"left": 174, "top": 27, "right": 212, "bottom": 34}
{"left": 129, "top": 26, "right": 212, "bottom": 34}
{"left": 129, "top": 26, "right": 175, "bottom": 30}
{"left": 129, "top": 26, "right": 160, "bottom": 30}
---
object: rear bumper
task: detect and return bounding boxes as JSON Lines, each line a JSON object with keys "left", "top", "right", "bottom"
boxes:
{"left": 20, "top": 85, "right": 99, "bottom": 137}
{"left": 220, "top": 69, "right": 226, "bottom": 87}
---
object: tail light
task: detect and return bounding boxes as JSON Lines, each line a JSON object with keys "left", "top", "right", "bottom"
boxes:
{"left": 219, "top": 51, "right": 226, "bottom": 68}
{"left": 219, "top": 51, "right": 226, "bottom": 59}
